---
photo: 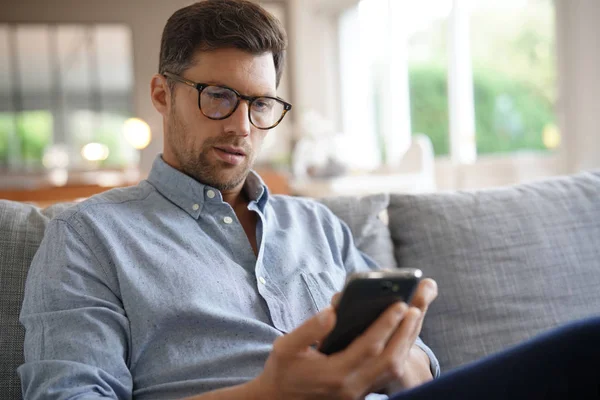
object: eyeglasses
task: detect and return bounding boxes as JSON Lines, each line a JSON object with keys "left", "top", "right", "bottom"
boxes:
{"left": 163, "top": 71, "right": 292, "bottom": 130}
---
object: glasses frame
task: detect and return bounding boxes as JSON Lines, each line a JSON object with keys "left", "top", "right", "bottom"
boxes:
{"left": 163, "top": 71, "right": 292, "bottom": 130}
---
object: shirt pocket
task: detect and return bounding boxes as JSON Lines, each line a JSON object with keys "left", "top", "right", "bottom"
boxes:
{"left": 301, "top": 271, "right": 346, "bottom": 312}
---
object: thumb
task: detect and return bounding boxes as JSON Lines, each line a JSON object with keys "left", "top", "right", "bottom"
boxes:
{"left": 331, "top": 292, "right": 341, "bottom": 308}
{"left": 280, "top": 307, "right": 336, "bottom": 352}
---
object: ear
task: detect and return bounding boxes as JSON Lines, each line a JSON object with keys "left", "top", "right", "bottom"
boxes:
{"left": 150, "top": 73, "right": 171, "bottom": 117}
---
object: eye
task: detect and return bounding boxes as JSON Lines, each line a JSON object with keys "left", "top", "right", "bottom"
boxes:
{"left": 253, "top": 98, "right": 275, "bottom": 111}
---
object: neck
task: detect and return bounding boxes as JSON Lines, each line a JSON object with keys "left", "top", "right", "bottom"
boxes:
{"left": 221, "top": 184, "right": 248, "bottom": 209}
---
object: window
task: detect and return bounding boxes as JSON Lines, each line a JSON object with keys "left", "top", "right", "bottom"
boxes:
{"left": 0, "top": 24, "right": 135, "bottom": 174}
{"left": 338, "top": 0, "right": 389, "bottom": 170}
{"left": 470, "top": 0, "right": 558, "bottom": 155}
{"left": 338, "top": 0, "right": 558, "bottom": 164}
{"left": 407, "top": 1, "right": 451, "bottom": 157}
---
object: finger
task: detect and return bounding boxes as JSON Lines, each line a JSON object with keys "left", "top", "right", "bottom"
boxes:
{"left": 331, "top": 292, "right": 341, "bottom": 308}
{"left": 408, "top": 305, "right": 426, "bottom": 345}
{"left": 381, "top": 306, "right": 422, "bottom": 361}
{"left": 338, "top": 302, "right": 408, "bottom": 367}
{"left": 407, "top": 279, "right": 436, "bottom": 344}
{"left": 359, "top": 307, "right": 423, "bottom": 385}
{"left": 409, "top": 279, "right": 438, "bottom": 312}
{"left": 277, "top": 307, "right": 336, "bottom": 353}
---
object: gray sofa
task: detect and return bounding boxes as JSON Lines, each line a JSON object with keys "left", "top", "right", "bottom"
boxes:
{"left": 2, "top": 170, "right": 600, "bottom": 399}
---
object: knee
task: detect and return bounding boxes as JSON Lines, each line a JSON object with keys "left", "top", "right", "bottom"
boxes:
{"left": 559, "top": 316, "right": 600, "bottom": 347}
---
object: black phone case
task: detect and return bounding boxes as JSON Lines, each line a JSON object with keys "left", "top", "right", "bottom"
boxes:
{"left": 319, "top": 274, "right": 420, "bottom": 355}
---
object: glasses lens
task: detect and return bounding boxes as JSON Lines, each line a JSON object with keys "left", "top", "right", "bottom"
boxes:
{"left": 200, "top": 86, "right": 237, "bottom": 118}
{"left": 250, "top": 98, "right": 286, "bottom": 129}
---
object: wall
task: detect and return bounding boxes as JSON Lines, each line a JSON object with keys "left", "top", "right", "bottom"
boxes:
{"left": 556, "top": 0, "right": 600, "bottom": 174}
{"left": 287, "top": 0, "right": 342, "bottom": 130}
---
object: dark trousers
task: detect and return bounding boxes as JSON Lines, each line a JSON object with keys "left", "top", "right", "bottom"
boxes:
{"left": 391, "top": 317, "right": 600, "bottom": 400}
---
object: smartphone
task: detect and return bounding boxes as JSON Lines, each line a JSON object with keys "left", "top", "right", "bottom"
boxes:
{"left": 319, "top": 268, "right": 422, "bottom": 355}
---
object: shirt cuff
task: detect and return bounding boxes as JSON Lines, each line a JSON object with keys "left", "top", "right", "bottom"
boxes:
{"left": 365, "top": 394, "right": 389, "bottom": 400}
{"left": 414, "top": 336, "right": 441, "bottom": 378}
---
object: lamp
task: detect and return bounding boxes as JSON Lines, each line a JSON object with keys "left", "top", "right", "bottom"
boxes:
{"left": 123, "top": 117, "right": 151, "bottom": 150}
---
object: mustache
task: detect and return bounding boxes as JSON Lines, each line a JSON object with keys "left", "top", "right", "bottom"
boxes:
{"left": 204, "top": 137, "right": 251, "bottom": 153}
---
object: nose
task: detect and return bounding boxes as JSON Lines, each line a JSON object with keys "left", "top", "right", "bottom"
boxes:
{"left": 225, "top": 100, "right": 251, "bottom": 137}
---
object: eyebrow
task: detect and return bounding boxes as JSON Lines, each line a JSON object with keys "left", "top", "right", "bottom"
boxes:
{"left": 204, "top": 81, "right": 276, "bottom": 98}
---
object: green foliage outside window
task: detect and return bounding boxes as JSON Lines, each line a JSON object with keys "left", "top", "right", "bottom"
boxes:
{"left": 409, "top": 65, "right": 555, "bottom": 157}
{"left": 408, "top": 66, "right": 450, "bottom": 156}
{"left": 0, "top": 111, "right": 52, "bottom": 167}
{"left": 407, "top": 0, "right": 556, "bottom": 157}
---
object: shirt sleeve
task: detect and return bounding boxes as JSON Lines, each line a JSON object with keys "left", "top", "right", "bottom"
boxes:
{"left": 18, "top": 218, "right": 133, "bottom": 399}
{"left": 334, "top": 215, "right": 442, "bottom": 378}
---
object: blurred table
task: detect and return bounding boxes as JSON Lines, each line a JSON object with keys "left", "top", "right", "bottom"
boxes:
{"left": 1, "top": 168, "right": 291, "bottom": 207}
{"left": 0, "top": 184, "right": 126, "bottom": 208}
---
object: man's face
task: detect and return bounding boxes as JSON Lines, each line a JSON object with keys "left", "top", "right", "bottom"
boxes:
{"left": 162, "top": 48, "right": 276, "bottom": 192}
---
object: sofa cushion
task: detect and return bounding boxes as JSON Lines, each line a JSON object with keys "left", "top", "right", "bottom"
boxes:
{"left": 388, "top": 171, "right": 600, "bottom": 372}
{"left": 0, "top": 200, "right": 73, "bottom": 399}
{"left": 318, "top": 193, "right": 397, "bottom": 269}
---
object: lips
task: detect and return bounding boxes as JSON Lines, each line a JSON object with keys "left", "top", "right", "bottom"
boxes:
{"left": 214, "top": 146, "right": 247, "bottom": 157}
{"left": 213, "top": 146, "right": 247, "bottom": 166}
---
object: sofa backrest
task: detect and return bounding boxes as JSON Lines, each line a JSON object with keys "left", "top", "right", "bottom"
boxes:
{"left": 0, "top": 201, "right": 73, "bottom": 399}
{"left": 388, "top": 170, "right": 600, "bottom": 371}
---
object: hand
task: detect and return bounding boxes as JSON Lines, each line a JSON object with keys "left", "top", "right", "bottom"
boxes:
{"left": 255, "top": 303, "right": 405, "bottom": 400}
{"left": 254, "top": 278, "right": 437, "bottom": 400}
{"left": 331, "top": 278, "right": 439, "bottom": 393}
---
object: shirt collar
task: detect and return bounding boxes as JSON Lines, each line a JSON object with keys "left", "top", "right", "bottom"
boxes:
{"left": 147, "top": 155, "right": 269, "bottom": 218}
{"left": 244, "top": 168, "right": 269, "bottom": 210}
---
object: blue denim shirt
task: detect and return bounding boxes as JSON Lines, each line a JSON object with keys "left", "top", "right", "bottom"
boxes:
{"left": 19, "top": 155, "right": 439, "bottom": 399}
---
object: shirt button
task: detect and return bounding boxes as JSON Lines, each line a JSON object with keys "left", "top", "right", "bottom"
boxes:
{"left": 192, "top": 204, "right": 200, "bottom": 211}
{"left": 258, "top": 276, "right": 266, "bottom": 285}
{"left": 207, "top": 190, "right": 216, "bottom": 199}
{"left": 223, "top": 216, "right": 233, "bottom": 224}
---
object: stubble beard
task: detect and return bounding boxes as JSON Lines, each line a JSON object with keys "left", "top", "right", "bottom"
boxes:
{"left": 167, "top": 110, "right": 254, "bottom": 192}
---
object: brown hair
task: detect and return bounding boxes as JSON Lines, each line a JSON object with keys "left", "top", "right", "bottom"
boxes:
{"left": 159, "top": 0, "right": 287, "bottom": 90}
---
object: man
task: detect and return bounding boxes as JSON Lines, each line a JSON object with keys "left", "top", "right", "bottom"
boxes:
{"left": 20, "top": 1, "right": 600, "bottom": 399}
{"left": 19, "top": 1, "right": 439, "bottom": 398}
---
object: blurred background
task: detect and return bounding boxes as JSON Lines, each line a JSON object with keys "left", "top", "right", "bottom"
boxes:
{"left": 1, "top": 0, "right": 599, "bottom": 204}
